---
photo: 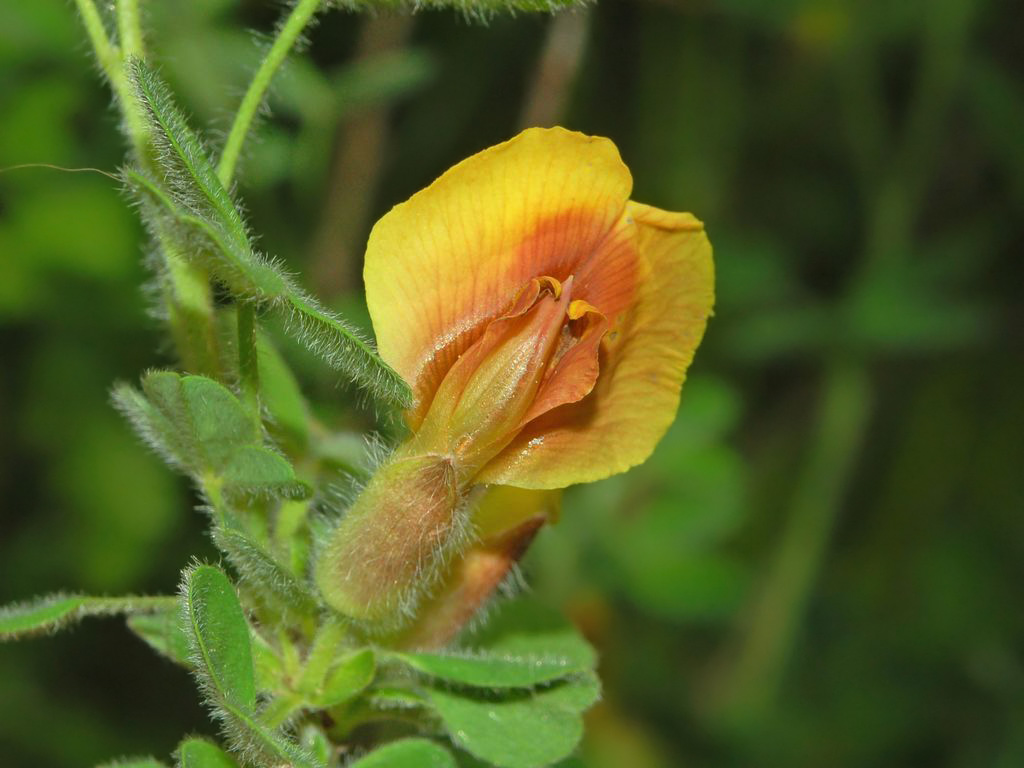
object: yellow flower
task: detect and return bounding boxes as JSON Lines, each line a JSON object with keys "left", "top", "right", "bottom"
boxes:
{"left": 316, "top": 127, "right": 713, "bottom": 627}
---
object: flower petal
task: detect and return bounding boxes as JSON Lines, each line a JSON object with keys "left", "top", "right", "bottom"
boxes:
{"left": 476, "top": 202, "right": 714, "bottom": 489}
{"left": 364, "top": 127, "right": 633, "bottom": 428}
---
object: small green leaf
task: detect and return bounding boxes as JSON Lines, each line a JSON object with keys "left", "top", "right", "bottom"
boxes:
{"left": 177, "top": 738, "right": 239, "bottom": 768}
{"left": 96, "top": 758, "right": 169, "bottom": 768}
{"left": 127, "top": 604, "right": 192, "bottom": 667}
{"left": 124, "top": 62, "right": 412, "bottom": 410}
{"left": 128, "top": 59, "right": 251, "bottom": 257}
{"left": 138, "top": 372, "right": 259, "bottom": 474}
{"left": 179, "top": 375, "right": 260, "bottom": 471}
{"left": 314, "top": 648, "right": 376, "bottom": 708}
{"left": 299, "top": 725, "right": 332, "bottom": 765}
{"left": 279, "top": 292, "right": 412, "bottom": 410}
{"left": 250, "top": 628, "right": 286, "bottom": 694}
{"left": 212, "top": 518, "right": 318, "bottom": 618}
{"left": 459, "top": 598, "right": 596, "bottom": 677}
{"left": 182, "top": 566, "right": 321, "bottom": 767}
{"left": 257, "top": 333, "right": 310, "bottom": 447}
{"left": 0, "top": 594, "right": 177, "bottom": 641}
{"left": 395, "top": 652, "right": 568, "bottom": 689}
{"left": 221, "top": 445, "right": 311, "bottom": 501}
{"left": 425, "top": 674, "right": 600, "bottom": 768}
{"left": 182, "top": 565, "right": 257, "bottom": 710}
{"left": 112, "top": 382, "right": 187, "bottom": 470}
{"left": 349, "top": 738, "right": 456, "bottom": 768}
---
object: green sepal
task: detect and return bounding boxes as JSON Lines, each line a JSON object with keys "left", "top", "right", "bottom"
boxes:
{"left": 0, "top": 594, "right": 177, "bottom": 641}
{"left": 425, "top": 673, "right": 600, "bottom": 768}
{"left": 348, "top": 738, "right": 456, "bottom": 768}
{"left": 176, "top": 738, "right": 239, "bottom": 768}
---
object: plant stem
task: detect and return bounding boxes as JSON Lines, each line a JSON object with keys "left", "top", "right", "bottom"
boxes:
{"left": 116, "top": 0, "right": 145, "bottom": 61}
{"left": 74, "top": 0, "right": 221, "bottom": 375}
{"left": 713, "top": 360, "right": 871, "bottom": 721}
{"left": 74, "top": 0, "right": 148, "bottom": 157}
{"left": 217, "top": 0, "right": 324, "bottom": 187}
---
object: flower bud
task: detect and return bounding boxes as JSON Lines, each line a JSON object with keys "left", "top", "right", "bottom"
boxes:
{"left": 314, "top": 454, "right": 461, "bottom": 625}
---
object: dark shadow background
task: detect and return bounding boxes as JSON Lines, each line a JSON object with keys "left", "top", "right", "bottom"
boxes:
{"left": 1, "top": 0, "right": 1022, "bottom": 765}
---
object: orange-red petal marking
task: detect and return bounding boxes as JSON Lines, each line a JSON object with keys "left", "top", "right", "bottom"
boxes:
{"left": 476, "top": 202, "right": 713, "bottom": 488}
{"left": 364, "top": 127, "right": 633, "bottom": 429}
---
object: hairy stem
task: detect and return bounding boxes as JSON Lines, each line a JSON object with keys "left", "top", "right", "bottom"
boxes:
{"left": 217, "top": 0, "right": 324, "bottom": 186}
{"left": 74, "top": 0, "right": 148, "bottom": 156}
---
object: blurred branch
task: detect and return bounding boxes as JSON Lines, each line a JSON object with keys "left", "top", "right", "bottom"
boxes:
{"left": 73, "top": 0, "right": 148, "bottom": 156}
{"left": 837, "top": 18, "right": 888, "bottom": 197}
{"left": 116, "top": 0, "right": 145, "bottom": 63}
{"left": 710, "top": 0, "right": 979, "bottom": 727}
{"left": 519, "top": 9, "right": 590, "bottom": 129}
{"left": 309, "top": 14, "right": 415, "bottom": 297}
{"left": 709, "top": 360, "right": 871, "bottom": 721}
{"left": 897, "top": 0, "right": 976, "bottom": 228}
{"left": 217, "top": 0, "right": 324, "bottom": 187}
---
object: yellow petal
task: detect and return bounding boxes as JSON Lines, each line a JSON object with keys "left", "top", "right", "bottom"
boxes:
{"left": 364, "top": 127, "right": 633, "bottom": 429}
{"left": 476, "top": 202, "right": 714, "bottom": 488}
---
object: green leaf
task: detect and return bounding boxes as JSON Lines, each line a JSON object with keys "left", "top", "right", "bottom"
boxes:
{"left": 278, "top": 291, "right": 412, "bottom": 410}
{"left": 349, "top": 738, "right": 456, "bottom": 768}
{"left": 313, "top": 648, "right": 376, "bottom": 708}
{"left": 182, "top": 566, "right": 322, "bottom": 767}
{"left": 177, "top": 738, "right": 239, "bottom": 768}
{"left": 177, "top": 375, "right": 260, "bottom": 471}
{"left": 250, "top": 628, "right": 286, "bottom": 694}
{"left": 127, "top": 604, "right": 192, "bottom": 667}
{"left": 221, "top": 445, "right": 311, "bottom": 501}
{"left": 112, "top": 381, "right": 186, "bottom": 471}
{"left": 123, "top": 166, "right": 287, "bottom": 302}
{"left": 182, "top": 565, "right": 257, "bottom": 710}
{"left": 299, "top": 725, "right": 332, "bottom": 765}
{"left": 128, "top": 59, "right": 250, "bottom": 257}
{"left": 137, "top": 372, "right": 259, "bottom": 474}
{"left": 257, "top": 333, "right": 310, "bottom": 447}
{"left": 211, "top": 518, "right": 318, "bottom": 618}
{"left": 120, "top": 372, "right": 314, "bottom": 505}
{"left": 96, "top": 759, "right": 169, "bottom": 768}
{"left": 123, "top": 175, "right": 411, "bottom": 413}
{"left": 425, "top": 674, "right": 600, "bottom": 768}
{"left": 395, "top": 649, "right": 583, "bottom": 689}
{"left": 122, "top": 61, "right": 412, "bottom": 410}
{"left": 459, "top": 599, "right": 596, "bottom": 677}
{"left": 0, "top": 594, "right": 177, "bottom": 641}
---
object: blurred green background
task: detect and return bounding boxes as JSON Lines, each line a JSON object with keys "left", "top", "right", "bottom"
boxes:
{"left": 1, "top": 0, "right": 1022, "bottom": 765}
